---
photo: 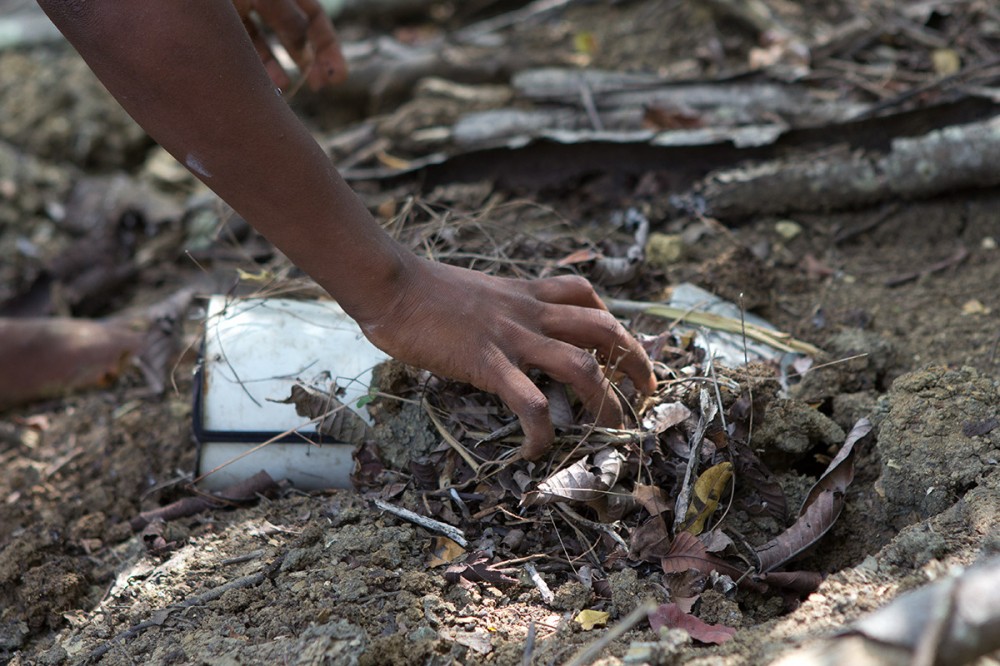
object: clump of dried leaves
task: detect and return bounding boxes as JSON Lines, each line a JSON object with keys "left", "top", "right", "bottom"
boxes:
{"left": 352, "top": 321, "right": 871, "bottom": 643}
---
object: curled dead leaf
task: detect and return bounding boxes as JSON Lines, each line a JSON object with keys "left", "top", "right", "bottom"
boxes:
{"left": 521, "top": 449, "right": 625, "bottom": 507}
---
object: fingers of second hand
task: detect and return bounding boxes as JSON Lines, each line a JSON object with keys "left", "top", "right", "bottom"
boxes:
{"left": 297, "top": 0, "right": 348, "bottom": 80}
{"left": 254, "top": 0, "right": 310, "bottom": 54}
{"left": 242, "top": 17, "right": 292, "bottom": 90}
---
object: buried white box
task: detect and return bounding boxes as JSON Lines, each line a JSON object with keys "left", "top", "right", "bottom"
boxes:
{"left": 194, "top": 296, "right": 389, "bottom": 490}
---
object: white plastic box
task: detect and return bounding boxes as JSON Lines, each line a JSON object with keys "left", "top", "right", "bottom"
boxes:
{"left": 194, "top": 296, "right": 389, "bottom": 490}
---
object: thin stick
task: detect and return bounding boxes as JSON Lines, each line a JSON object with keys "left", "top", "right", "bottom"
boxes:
{"left": 525, "top": 562, "right": 555, "bottom": 605}
{"left": 373, "top": 498, "right": 469, "bottom": 547}
{"left": 606, "top": 298, "right": 820, "bottom": 356}
{"left": 556, "top": 503, "right": 629, "bottom": 552}
{"left": 424, "top": 399, "right": 482, "bottom": 473}
{"left": 563, "top": 600, "right": 658, "bottom": 666}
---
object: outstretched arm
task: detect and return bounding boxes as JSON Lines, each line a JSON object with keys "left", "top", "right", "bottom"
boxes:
{"left": 38, "top": 0, "right": 656, "bottom": 459}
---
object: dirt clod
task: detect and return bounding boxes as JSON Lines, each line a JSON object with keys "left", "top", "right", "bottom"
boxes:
{"left": 876, "top": 366, "right": 1000, "bottom": 524}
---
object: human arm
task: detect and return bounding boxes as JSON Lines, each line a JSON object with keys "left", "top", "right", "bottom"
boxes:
{"left": 37, "top": 0, "right": 656, "bottom": 458}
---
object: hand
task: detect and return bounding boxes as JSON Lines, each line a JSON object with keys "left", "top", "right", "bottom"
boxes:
{"left": 232, "top": 0, "right": 348, "bottom": 91}
{"left": 358, "top": 258, "right": 657, "bottom": 460}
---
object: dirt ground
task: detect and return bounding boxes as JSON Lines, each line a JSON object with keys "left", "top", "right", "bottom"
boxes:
{"left": 2, "top": 2, "right": 1000, "bottom": 665}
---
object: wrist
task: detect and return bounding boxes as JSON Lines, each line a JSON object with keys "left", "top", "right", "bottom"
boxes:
{"left": 327, "top": 240, "right": 422, "bottom": 327}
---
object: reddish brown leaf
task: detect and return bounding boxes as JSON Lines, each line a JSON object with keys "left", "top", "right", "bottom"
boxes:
{"left": 661, "top": 531, "right": 750, "bottom": 582}
{"left": 647, "top": 603, "right": 736, "bottom": 645}
{"left": 556, "top": 248, "right": 601, "bottom": 266}
{"left": 642, "top": 105, "right": 704, "bottom": 130}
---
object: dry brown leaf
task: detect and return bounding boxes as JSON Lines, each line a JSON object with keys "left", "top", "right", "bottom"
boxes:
{"left": 427, "top": 536, "right": 465, "bottom": 567}
{"left": 277, "top": 384, "right": 372, "bottom": 444}
{"left": 642, "top": 401, "right": 693, "bottom": 434}
{"left": 755, "top": 418, "right": 871, "bottom": 573}
{"left": 630, "top": 513, "right": 673, "bottom": 562}
{"left": 661, "top": 531, "right": 750, "bottom": 582}
{"left": 633, "top": 484, "right": 673, "bottom": 516}
{"left": 521, "top": 449, "right": 624, "bottom": 507}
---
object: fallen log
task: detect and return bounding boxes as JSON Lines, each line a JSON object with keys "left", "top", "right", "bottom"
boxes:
{"left": 672, "top": 114, "right": 1000, "bottom": 219}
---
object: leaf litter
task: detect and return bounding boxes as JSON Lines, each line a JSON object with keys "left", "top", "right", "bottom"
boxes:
{"left": 347, "top": 252, "right": 873, "bottom": 647}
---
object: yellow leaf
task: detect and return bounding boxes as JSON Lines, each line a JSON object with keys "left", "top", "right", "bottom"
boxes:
{"left": 932, "top": 48, "right": 960, "bottom": 76}
{"left": 574, "top": 609, "right": 610, "bottom": 631}
{"left": 427, "top": 536, "right": 465, "bottom": 567}
{"left": 683, "top": 461, "right": 734, "bottom": 535}
{"left": 236, "top": 268, "right": 274, "bottom": 283}
{"left": 573, "top": 32, "right": 598, "bottom": 56}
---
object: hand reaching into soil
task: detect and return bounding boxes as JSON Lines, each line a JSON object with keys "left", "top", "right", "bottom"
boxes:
{"left": 36, "top": 0, "right": 656, "bottom": 459}
{"left": 232, "top": 0, "right": 348, "bottom": 91}
{"left": 360, "top": 259, "right": 657, "bottom": 459}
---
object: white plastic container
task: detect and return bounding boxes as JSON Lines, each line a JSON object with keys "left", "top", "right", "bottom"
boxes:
{"left": 194, "top": 296, "right": 389, "bottom": 490}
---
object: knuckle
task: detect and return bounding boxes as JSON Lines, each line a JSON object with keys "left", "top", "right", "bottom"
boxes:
{"left": 560, "top": 274, "right": 595, "bottom": 294}
{"left": 519, "top": 392, "right": 550, "bottom": 419}
{"left": 567, "top": 349, "right": 602, "bottom": 381}
{"left": 595, "top": 310, "right": 623, "bottom": 338}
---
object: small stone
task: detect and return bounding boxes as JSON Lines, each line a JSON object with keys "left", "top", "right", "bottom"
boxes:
{"left": 774, "top": 220, "right": 802, "bottom": 240}
{"left": 961, "top": 299, "right": 990, "bottom": 315}
{"left": 645, "top": 233, "right": 685, "bottom": 269}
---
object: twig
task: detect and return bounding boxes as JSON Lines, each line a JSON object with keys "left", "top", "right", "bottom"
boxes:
{"left": 525, "top": 562, "right": 555, "bottom": 605}
{"left": 219, "top": 549, "right": 265, "bottom": 566}
{"left": 521, "top": 620, "right": 537, "bottom": 666}
{"left": 851, "top": 55, "right": 1000, "bottom": 121}
{"left": 834, "top": 202, "right": 901, "bottom": 245}
{"left": 673, "top": 389, "right": 714, "bottom": 534}
{"left": 579, "top": 80, "right": 604, "bottom": 131}
{"left": 455, "top": 0, "right": 578, "bottom": 41}
{"left": 563, "top": 600, "right": 658, "bottom": 666}
{"left": 424, "top": 399, "right": 483, "bottom": 473}
{"left": 373, "top": 498, "right": 469, "bottom": 547}
{"left": 884, "top": 245, "right": 969, "bottom": 287}
{"left": 556, "top": 503, "right": 629, "bottom": 552}
{"left": 606, "top": 298, "right": 821, "bottom": 356}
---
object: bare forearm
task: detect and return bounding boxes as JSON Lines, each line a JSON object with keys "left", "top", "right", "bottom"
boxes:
{"left": 38, "top": 0, "right": 408, "bottom": 321}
